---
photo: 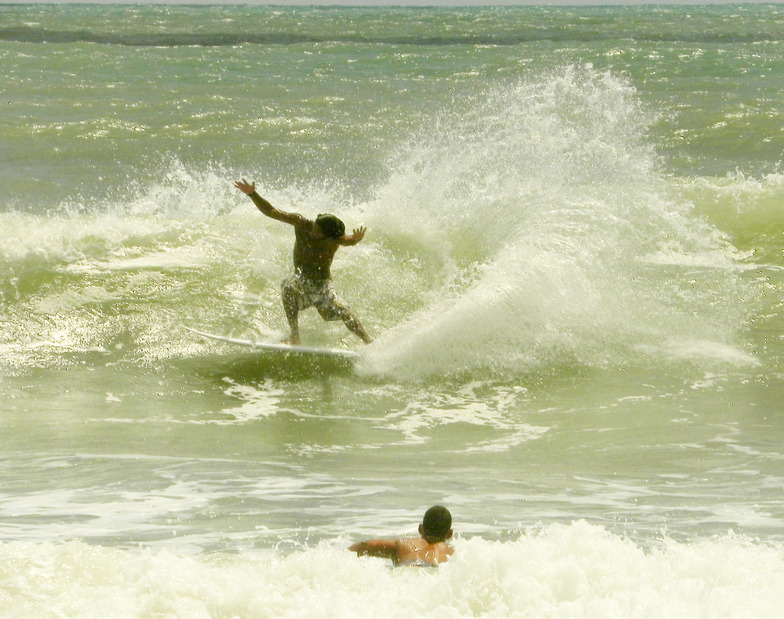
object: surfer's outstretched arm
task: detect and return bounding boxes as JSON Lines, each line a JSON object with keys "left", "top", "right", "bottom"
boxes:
{"left": 339, "top": 226, "right": 366, "bottom": 247}
{"left": 234, "top": 179, "right": 304, "bottom": 226}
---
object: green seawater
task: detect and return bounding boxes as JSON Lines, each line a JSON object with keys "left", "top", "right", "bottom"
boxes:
{"left": 1, "top": 5, "right": 784, "bottom": 616}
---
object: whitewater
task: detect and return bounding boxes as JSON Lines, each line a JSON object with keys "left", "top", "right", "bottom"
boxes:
{"left": 1, "top": 4, "right": 784, "bottom": 617}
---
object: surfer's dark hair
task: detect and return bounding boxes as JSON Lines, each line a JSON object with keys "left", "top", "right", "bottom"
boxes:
{"left": 315, "top": 213, "right": 345, "bottom": 240}
{"left": 422, "top": 505, "right": 452, "bottom": 542}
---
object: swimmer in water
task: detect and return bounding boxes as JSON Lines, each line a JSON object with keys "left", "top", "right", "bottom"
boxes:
{"left": 349, "top": 506, "right": 454, "bottom": 567}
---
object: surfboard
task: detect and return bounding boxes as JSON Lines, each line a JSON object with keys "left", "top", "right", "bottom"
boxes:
{"left": 185, "top": 327, "right": 360, "bottom": 361}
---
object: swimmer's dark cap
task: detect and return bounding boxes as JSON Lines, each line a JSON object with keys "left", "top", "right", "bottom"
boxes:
{"left": 422, "top": 505, "right": 452, "bottom": 541}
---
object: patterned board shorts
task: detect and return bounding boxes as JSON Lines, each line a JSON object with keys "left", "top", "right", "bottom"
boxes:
{"left": 281, "top": 274, "right": 347, "bottom": 321}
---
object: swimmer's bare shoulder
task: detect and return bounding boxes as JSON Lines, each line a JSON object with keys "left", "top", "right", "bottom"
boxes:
{"left": 395, "top": 538, "right": 453, "bottom": 566}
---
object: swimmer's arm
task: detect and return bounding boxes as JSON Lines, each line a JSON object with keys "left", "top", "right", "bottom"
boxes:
{"left": 348, "top": 539, "right": 398, "bottom": 559}
{"left": 339, "top": 226, "right": 366, "bottom": 246}
{"left": 234, "top": 179, "right": 304, "bottom": 226}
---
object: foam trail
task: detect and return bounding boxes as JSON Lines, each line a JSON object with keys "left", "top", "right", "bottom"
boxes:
{"left": 361, "top": 67, "right": 754, "bottom": 379}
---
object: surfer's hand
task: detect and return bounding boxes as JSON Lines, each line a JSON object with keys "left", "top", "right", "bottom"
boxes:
{"left": 234, "top": 179, "right": 256, "bottom": 195}
{"left": 339, "top": 226, "right": 366, "bottom": 246}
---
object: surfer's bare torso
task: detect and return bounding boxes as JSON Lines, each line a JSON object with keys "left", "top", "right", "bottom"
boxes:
{"left": 291, "top": 219, "right": 340, "bottom": 283}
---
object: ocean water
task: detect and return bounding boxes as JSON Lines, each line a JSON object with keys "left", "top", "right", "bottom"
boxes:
{"left": 2, "top": 4, "right": 784, "bottom": 617}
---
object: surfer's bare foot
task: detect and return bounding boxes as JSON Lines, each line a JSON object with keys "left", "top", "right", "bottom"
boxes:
{"left": 281, "top": 336, "right": 300, "bottom": 346}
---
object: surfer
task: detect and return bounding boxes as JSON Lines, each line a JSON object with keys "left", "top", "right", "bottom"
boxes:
{"left": 234, "top": 179, "right": 372, "bottom": 345}
{"left": 349, "top": 505, "right": 454, "bottom": 567}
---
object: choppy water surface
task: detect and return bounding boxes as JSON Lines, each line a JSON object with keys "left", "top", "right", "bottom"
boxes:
{"left": 1, "top": 4, "right": 783, "bottom": 617}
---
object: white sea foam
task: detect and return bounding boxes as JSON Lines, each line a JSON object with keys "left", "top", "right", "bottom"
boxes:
{"left": 1, "top": 522, "right": 783, "bottom": 618}
{"left": 1, "top": 7, "right": 783, "bottom": 619}
{"left": 359, "top": 69, "right": 755, "bottom": 380}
